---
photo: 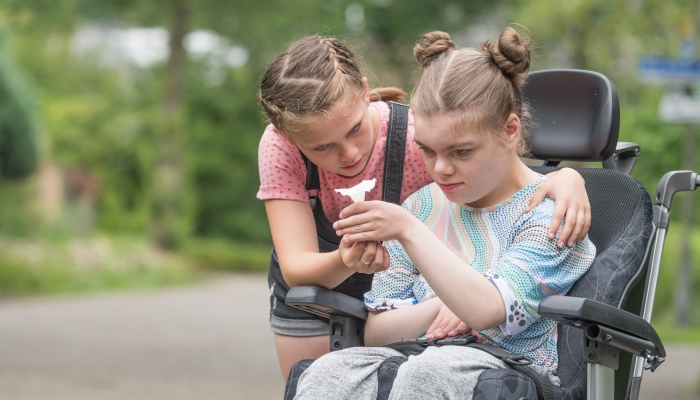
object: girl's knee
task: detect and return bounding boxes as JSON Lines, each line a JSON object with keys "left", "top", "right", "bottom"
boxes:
{"left": 394, "top": 351, "right": 450, "bottom": 382}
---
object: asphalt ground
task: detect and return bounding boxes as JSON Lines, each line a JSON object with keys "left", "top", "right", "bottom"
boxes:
{"left": 0, "top": 274, "right": 697, "bottom": 399}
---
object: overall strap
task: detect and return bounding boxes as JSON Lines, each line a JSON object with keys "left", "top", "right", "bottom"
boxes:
{"left": 384, "top": 335, "right": 555, "bottom": 400}
{"left": 300, "top": 152, "right": 320, "bottom": 195}
{"left": 382, "top": 102, "right": 409, "bottom": 205}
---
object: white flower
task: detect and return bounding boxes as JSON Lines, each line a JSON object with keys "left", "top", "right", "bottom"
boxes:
{"left": 335, "top": 178, "right": 377, "bottom": 203}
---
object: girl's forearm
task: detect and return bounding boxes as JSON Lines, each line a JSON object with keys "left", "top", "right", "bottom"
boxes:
{"left": 398, "top": 220, "right": 506, "bottom": 331}
{"left": 280, "top": 250, "right": 355, "bottom": 289}
{"left": 364, "top": 297, "right": 442, "bottom": 346}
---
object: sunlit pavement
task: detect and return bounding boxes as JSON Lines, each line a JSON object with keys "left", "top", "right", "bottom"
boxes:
{"left": 0, "top": 273, "right": 698, "bottom": 400}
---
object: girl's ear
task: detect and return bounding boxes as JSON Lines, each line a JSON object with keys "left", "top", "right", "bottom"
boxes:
{"left": 272, "top": 127, "right": 297, "bottom": 146}
{"left": 504, "top": 114, "right": 521, "bottom": 149}
{"left": 362, "top": 77, "right": 371, "bottom": 106}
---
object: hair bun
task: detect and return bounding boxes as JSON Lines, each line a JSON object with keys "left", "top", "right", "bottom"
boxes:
{"left": 488, "top": 27, "right": 531, "bottom": 87}
{"left": 413, "top": 31, "right": 455, "bottom": 68}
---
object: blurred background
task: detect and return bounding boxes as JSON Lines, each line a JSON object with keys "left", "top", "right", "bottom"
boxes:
{"left": 0, "top": 0, "right": 700, "bottom": 399}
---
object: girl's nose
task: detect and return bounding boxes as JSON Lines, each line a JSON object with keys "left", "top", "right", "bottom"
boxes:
{"left": 339, "top": 145, "right": 358, "bottom": 162}
{"left": 433, "top": 156, "right": 454, "bottom": 176}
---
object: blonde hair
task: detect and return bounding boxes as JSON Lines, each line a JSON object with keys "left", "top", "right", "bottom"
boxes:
{"left": 411, "top": 27, "right": 533, "bottom": 155}
{"left": 258, "top": 35, "right": 406, "bottom": 133}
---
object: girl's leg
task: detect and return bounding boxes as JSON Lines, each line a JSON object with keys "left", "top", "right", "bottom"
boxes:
{"left": 274, "top": 334, "right": 329, "bottom": 381}
{"left": 294, "top": 346, "right": 405, "bottom": 400}
{"left": 388, "top": 346, "right": 508, "bottom": 400}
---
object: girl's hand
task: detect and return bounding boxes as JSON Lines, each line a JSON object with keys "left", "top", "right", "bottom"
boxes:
{"left": 333, "top": 201, "right": 416, "bottom": 243}
{"left": 526, "top": 168, "right": 591, "bottom": 248}
{"left": 425, "top": 302, "right": 469, "bottom": 340}
{"left": 425, "top": 301, "right": 485, "bottom": 342}
{"left": 338, "top": 239, "right": 390, "bottom": 274}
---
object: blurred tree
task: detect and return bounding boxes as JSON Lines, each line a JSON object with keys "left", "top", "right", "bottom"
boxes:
{"left": 0, "top": 26, "right": 37, "bottom": 179}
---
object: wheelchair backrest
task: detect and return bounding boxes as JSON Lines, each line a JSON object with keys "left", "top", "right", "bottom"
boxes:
{"left": 523, "top": 69, "right": 620, "bottom": 162}
{"left": 532, "top": 166, "right": 653, "bottom": 398}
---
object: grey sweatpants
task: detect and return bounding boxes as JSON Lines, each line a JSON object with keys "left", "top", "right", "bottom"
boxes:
{"left": 294, "top": 345, "right": 510, "bottom": 400}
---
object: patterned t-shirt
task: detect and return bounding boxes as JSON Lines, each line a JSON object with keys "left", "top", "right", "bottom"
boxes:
{"left": 256, "top": 102, "right": 433, "bottom": 222}
{"left": 364, "top": 177, "right": 596, "bottom": 373}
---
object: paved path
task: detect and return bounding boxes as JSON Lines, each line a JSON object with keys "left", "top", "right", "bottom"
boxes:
{"left": 0, "top": 274, "right": 284, "bottom": 400}
{"left": 0, "top": 273, "right": 698, "bottom": 399}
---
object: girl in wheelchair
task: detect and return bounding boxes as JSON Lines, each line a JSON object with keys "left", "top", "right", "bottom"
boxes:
{"left": 257, "top": 31, "right": 593, "bottom": 379}
{"left": 292, "top": 27, "right": 596, "bottom": 399}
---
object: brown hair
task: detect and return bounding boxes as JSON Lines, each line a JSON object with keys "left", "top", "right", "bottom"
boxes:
{"left": 259, "top": 35, "right": 406, "bottom": 133}
{"left": 411, "top": 27, "right": 533, "bottom": 155}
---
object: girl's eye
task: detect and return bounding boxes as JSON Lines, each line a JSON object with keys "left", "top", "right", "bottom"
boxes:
{"left": 454, "top": 149, "right": 474, "bottom": 157}
{"left": 419, "top": 146, "right": 434, "bottom": 154}
{"left": 315, "top": 144, "right": 329, "bottom": 151}
{"left": 350, "top": 123, "right": 361, "bottom": 132}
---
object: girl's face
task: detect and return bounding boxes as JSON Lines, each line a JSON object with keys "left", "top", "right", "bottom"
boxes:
{"left": 280, "top": 79, "right": 374, "bottom": 178}
{"left": 414, "top": 112, "right": 521, "bottom": 208}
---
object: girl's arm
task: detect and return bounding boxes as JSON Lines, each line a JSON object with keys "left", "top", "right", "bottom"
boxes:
{"left": 266, "top": 200, "right": 388, "bottom": 288}
{"left": 397, "top": 221, "right": 506, "bottom": 331}
{"left": 266, "top": 199, "right": 350, "bottom": 288}
{"left": 364, "top": 297, "right": 442, "bottom": 346}
{"left": 336, "top": 202, "right": 507, "bottom": 331}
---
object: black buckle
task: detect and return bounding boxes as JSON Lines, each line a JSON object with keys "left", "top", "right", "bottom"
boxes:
{"left": 416, "top": 334, "right": 478, "bottom": 347}
{"left": 504, "top": 356, "right": 533, "bottom": 366}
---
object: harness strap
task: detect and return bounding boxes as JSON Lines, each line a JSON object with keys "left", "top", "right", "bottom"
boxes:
{"left": 466, "top": 343, "right": 555, "bottom": 400}
{"left": 382, "top": 102, "right": 409, "bottom": 205}
{"left": 384, "top": 335, "right": 555, "bottom": 400}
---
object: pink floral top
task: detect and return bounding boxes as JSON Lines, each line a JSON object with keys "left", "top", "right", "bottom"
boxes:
{"left": 257, "top": 101, "right": 433, "bottom": 222}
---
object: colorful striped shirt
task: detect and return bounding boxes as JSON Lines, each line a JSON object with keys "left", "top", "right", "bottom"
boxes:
{"left": 364, "top": 177, "right": 596, "bottom": 373}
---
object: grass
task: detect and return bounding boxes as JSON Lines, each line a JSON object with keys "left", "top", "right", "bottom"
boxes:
{"left": 0, "top": 236, "right": 197, "bottom": 297}
{"left": 182, "top": 237, "right": 271, "bottom": 272}
{"left": 654, "top": 323, "right": 700, "bottom": 344}
{"left": 0, "top": 235, "right": 273, "bottom": 298}
{"left": 652, "top": 310, "right": 700, "bottom": 344}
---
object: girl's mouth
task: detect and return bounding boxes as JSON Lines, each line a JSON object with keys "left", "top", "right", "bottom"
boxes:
{"left": 341, "top": 158, "right": 363, "bottom": 171}
{"left": 438, "top": 182, "right": 462, "bottom": 192}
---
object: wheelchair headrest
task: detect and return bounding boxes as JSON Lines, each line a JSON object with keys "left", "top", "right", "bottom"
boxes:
{"left": 522, "top": 69, "right": 620, "bottom": 162}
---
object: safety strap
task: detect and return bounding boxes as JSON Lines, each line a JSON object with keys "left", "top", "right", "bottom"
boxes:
{"left": 467, "top": 343, "right": 555, "bottom": 400}
{"left": 300, "top": 102, "right": 408, "bottom": 205}
{"left": 384, "top": 334, "right": 554, "bottom": 400}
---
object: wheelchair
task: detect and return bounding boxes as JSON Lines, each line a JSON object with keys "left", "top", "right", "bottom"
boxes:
{"left": 282, "top": 69, "right": 693, "bottom": 400}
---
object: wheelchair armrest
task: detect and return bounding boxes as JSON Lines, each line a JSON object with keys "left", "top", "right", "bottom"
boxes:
{"left": 538, "top": 296, "right": 665, "bottom": 360}
{"left": 286, "top": 286, "right": 368, "bottom": 321}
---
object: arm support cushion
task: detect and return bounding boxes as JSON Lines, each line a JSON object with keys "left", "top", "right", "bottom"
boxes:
{"left": 538, "top": 296, "right": 665, "bottom": 358}
{"left": 286, "top": 286, "right": 368, "bottom": 321}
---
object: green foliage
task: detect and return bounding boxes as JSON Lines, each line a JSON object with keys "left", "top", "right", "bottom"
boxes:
{"left": 183, "top": 237, "right": 270, "bottom": 272}
{"left": 0, "top": 26, "right": 37, "bottom": 179}
{"left": 0, "top": 236, "right": 196, "bottom": 296}
{"left": 0, "top": 0, "right": 698, "bottom": 323}
{"left": 652, "top": 226, "right": 700, "bottom": 321}
{"left": 0, "top": 178, "right": 35, "bottom": 237}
